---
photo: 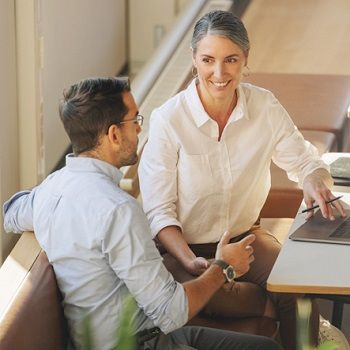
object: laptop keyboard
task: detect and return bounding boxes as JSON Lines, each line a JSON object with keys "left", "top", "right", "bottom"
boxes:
{"left": 330, "top": 217, "right": 350, "bottom": 238}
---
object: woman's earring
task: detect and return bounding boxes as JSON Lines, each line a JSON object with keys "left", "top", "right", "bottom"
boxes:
{"left": 191, "top": 66, "right": 198, "bottom": 78}
{"left": 242, "top": 65, "right": 251, "bottom": 78}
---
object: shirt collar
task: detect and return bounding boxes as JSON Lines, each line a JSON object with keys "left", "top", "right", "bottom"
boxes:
{"left": 227, "top": 84, "right": 250, "bottom": 123}
{"left": 185, "top": 79, "right": 250, "bottom": 128}
{"left": 185, "top": 79, "right": 210, "bottom": 127}
{"left": 65, "top": 154, "right": 123, "bottom": 184}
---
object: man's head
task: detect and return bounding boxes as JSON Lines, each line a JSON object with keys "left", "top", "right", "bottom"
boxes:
{"left": 59, "top": 77, "right": 142, "bottom": 167}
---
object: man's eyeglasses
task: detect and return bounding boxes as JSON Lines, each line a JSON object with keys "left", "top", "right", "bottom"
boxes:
{"left": 118, "top": 114, "right": 144, "bottom": 127}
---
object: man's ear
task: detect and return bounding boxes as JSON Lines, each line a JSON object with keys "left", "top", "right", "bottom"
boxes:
{"left": 106, "top": 124, "right": 122, "bottom": 147}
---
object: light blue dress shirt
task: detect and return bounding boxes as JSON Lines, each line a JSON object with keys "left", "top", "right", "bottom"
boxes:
{"left": 3, "top": 155, "right": 188, "bottom": 350}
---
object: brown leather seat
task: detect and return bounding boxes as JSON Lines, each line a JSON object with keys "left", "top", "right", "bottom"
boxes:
{"left": 0, "top": 249, "right": 68, "bottom": 350}
{"left": 243, "top": 73, "right": 350, "bottom": 151}
{"left": 261, "top": 130, "right": 337, "bottom": 218}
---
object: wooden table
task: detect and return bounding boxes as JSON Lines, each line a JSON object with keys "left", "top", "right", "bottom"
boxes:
{"left": 267, "top": 153, "right": 350, "bottom": 327}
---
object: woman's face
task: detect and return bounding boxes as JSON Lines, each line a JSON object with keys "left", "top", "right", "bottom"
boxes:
{"left": 193, "top": 34, "right": 248, "bottom": 103}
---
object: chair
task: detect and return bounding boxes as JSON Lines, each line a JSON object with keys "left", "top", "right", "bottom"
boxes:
{"left": 0, "top": 233, "right": 68, "bottom": 350}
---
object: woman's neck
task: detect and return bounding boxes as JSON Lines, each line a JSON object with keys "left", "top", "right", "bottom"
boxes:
{"left": 197, "top": 85, "right": 238, "bottom": 124}
{"left": 206, "top": 96, "right": 237, "bottom": 123}
{"left": 197, "top": 89, "right": 238, "bottom": 141}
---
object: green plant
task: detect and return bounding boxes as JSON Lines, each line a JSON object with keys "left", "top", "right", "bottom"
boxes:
{"left": 297, "top": 299, "right": 338, "bottom": 350}
{"left": 81, "top": 314, "right": 94, "bottom": 350}
{"left": 114, "top": 295, "right": 137, "bottom": 350}
{"left": 81, "top": 294, "right": 137, "bottom": 350}
{"left": 317, "top": 342, "right": 340, "bottom": 350}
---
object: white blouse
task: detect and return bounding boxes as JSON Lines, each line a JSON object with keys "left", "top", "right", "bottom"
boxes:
{"left": 138, "top": 79, "right": 327, "bottom": 244}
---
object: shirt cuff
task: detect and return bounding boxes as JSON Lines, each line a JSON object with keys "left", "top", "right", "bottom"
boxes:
{"left": 298, "top": 162, "right": 330, "bottom": 187}
{"left": 3, "top": 191, "right": 31, "bottom": 215}
{"left": 157, "top": 283, "right": 189, "bottom": 334}
{"left": 3, "top": 191, "right": 32, "bottom": 234}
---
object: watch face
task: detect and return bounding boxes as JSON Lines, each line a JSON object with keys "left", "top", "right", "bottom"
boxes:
{"left": 225, "top": 266, "right": 235, "bottom": 282}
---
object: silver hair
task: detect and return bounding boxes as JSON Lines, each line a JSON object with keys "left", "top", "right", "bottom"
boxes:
{"left": 191, "top": 10, "right": 250, "bottom": 55}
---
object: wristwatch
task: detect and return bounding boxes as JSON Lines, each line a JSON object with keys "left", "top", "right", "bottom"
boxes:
{"left": 212, "top": 259, "right": 236, "bottom": 283}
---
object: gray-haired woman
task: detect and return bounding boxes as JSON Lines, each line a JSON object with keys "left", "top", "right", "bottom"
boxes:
{"left": 139, "top": 10, "right": 345, "bottom": 350}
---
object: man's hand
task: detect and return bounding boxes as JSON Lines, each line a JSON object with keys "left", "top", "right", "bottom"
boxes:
{"left": 215, "top": 231, "right": 255, "bottom": 278}
{"left": 303, "top": 168, "right": 345, "bottom": 220}
{"left": 185, "top": 257, "right": 210, "bottom": 276}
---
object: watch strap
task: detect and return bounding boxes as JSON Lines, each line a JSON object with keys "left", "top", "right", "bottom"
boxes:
{"left": 212, "top": 259, "right": 235, "bottom": 283}
{"left": 212, "top": 259, "right": 229, "bottom": 270}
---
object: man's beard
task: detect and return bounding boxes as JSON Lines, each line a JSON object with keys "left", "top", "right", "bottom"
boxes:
{"left": 119, "top": 139, "right": 138, "bottom": 168}
{"left": 126, "top": 151, "right": 138, "bottom": 166}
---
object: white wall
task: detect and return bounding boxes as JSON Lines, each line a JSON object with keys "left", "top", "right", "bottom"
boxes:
{"left": 40, "top": 0, "right": 127, "bottom": 174}
{"left": 0, "top": 0, "right": 20, "bottom": 261}
{"left": 1, "top": 0, "right": 127, "bottom": 262}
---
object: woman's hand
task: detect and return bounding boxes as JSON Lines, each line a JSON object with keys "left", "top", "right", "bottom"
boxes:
{"left": 157, "top": 226, "right": 211, "bottom": 276}
{"left": 303, "top": 168, "right": 345, "bottom": 220}
{"left": 185, "top": 257, "right": 210, "bottom": 276}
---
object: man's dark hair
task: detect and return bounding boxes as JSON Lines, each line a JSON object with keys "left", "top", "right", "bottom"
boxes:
{"left": 59, "top": 77, "right": 130, "bottom": 155}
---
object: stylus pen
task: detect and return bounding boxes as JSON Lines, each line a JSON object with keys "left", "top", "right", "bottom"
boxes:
{"left": 300, "top": 195, "right": 343, "bottom": 214}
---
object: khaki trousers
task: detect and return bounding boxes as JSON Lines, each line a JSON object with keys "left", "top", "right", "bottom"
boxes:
{"left": 162, "top": 224, "right": 319, "bottom": 350}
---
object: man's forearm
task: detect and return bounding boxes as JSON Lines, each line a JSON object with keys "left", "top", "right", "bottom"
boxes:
{"left": 183, "top": 264, "right": 225, "bottom": 319}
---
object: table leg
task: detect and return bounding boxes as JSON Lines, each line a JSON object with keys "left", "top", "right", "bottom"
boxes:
{"left": 332, "top": 301, "right": 344, "bottom": 329}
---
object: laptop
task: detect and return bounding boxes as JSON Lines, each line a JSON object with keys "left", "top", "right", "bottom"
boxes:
{"left": 289, "top": 208, "right": 350, "bottom": 245}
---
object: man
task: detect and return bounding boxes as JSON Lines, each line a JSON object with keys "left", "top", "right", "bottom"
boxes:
{"left": 3, "top": 77, "right": 281, "bottom": 350}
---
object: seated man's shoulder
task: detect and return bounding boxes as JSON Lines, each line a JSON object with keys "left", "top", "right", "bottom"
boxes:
{"left": 92, "top": 184, "right": 138, "bottom": 210}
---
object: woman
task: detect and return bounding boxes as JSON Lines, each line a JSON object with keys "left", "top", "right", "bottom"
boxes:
{"left": 138, "top": 10, "right": 344, "bottom": 350}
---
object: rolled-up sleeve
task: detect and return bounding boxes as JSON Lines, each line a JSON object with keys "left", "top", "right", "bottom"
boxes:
{"left": 3, "top": 190, "right": 35, "bottom": 233}
{"left": 269, "top": 95, "right": 329, "bottom": 187}
{"left": 102, "top": 201, "right": 188, "bottom": 333}
{"left": 138, "top": 111, "right": 182, "bottom": 238}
